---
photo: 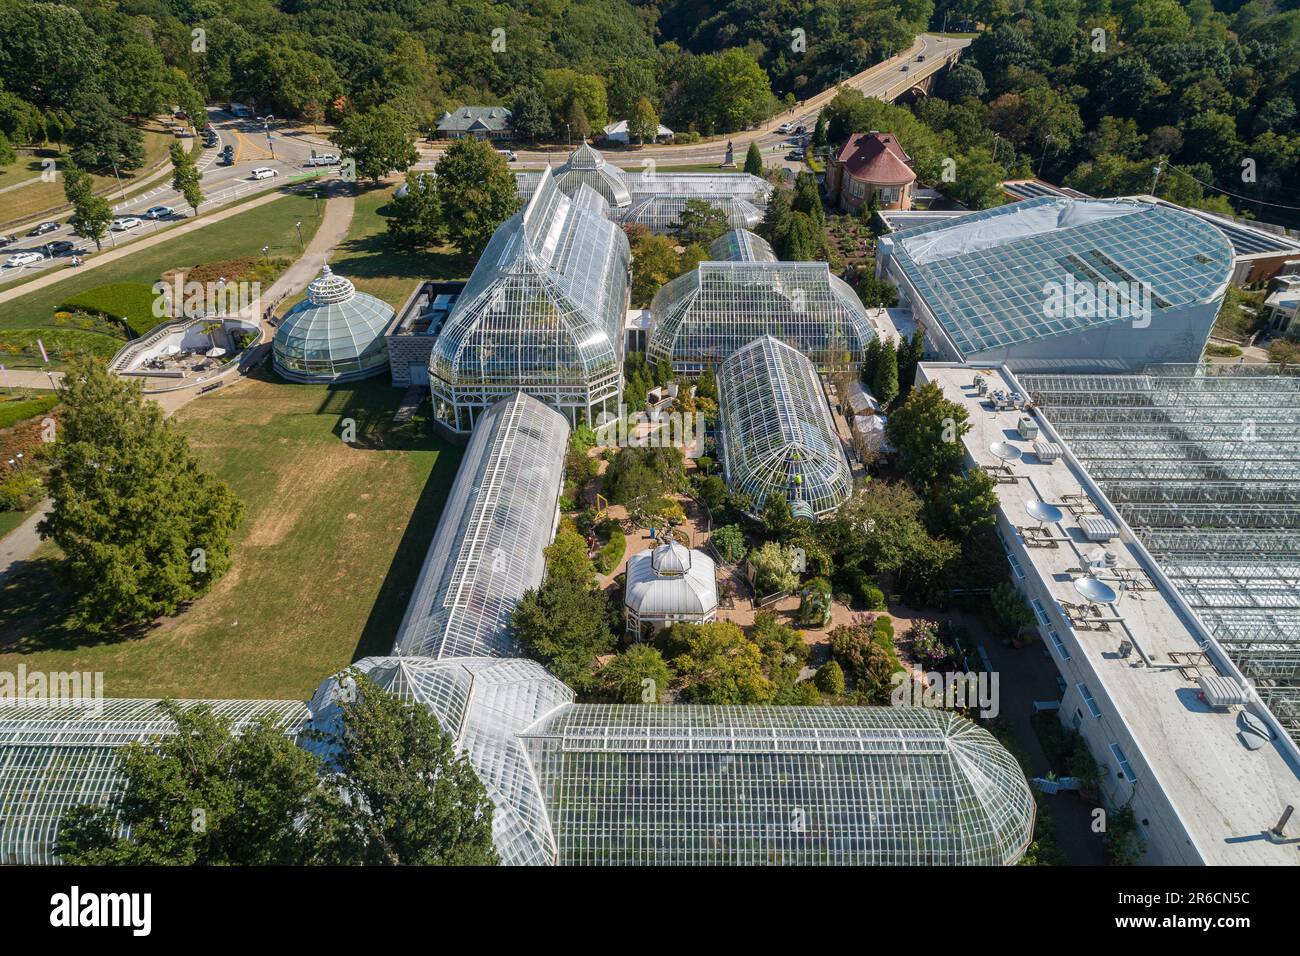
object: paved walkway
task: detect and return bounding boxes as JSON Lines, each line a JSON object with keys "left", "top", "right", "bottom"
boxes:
{"left": 0, "top": 189, "right": 357, "bottom": 579}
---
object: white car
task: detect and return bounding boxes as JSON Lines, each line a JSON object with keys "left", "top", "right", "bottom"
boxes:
{"left": 4, "top": 250, "right": 46, "bottom": 268}
{"left": 250, "top": 167, "right": 278, "bottom": 180}
{"left": 144, "top": 205, "right": 174, "bottom": 219}
{"left": 304, "top": 154, "right": 339, "bottom": 167}
{"left": 111, "top": 217, "right": 143, "bottom": 231}
{"left": 777, "top": 122, "right": 794, "bottom": 134}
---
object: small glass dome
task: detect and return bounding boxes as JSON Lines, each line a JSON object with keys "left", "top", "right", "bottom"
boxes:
{"left": 273, "top": 266, "right": 394, "bottom": 382}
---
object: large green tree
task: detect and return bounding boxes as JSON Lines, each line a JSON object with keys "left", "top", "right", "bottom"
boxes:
{"left": 885, "top": 381, "right": 972, "bottom": 488}
{"left": 38, "top": 358, "right": 244, "bottom": 633}
{"left": 169, "top": 141, "right": 203, "bottom": 217}
{"left": 432, "top": 136, "right": 521, "bottom": 256}
{"left": 331, "top": 105, "right": 419, "bottom": 183}
{"left": 387, "top": 173, "right": 442, "bottom": 250}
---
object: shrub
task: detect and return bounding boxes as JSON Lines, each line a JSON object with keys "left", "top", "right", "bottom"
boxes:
{"left": 991, "top": 581, "right": 1036, "bottom": 636}
{"left": 710, "top": 524, "right": 746, "bottom": 564}
{"left": 594, "top": 526, "right": 626, "bottom": 575}
{"left": 0, "top": 473, "right": 44, "bottom": 511}
{"left": 814, "top": 659, "right": 846, "bottom": 696}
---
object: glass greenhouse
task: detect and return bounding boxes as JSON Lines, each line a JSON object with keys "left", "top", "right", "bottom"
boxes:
{"left": 717, "top": 336, "right": 853, "bottom": 519}
{"left": 0, "top": 698, "right": 307, "bottom": 865}
{"left": 520, "top": 705, "right": 1036, "bottom": 866}
{"left": 429, "top": 170, "right": 630, "bottom": 433}
{"left": 516, "top": 143, "right": 771, "bottom": 234}
{"left": 648, "top": 235, "right": 875, "bottom": 373}
{"left": 392, "top": 393, "right": 570, "bottom": 660}
{"left": 1023, "top": 364, "right": 1300, "bottom": 741}
{"left": 307, "top": 657, "right": 1035, "bottom": 866}
{"left": 272, "top": 266, "right": 395, "bottom": 382}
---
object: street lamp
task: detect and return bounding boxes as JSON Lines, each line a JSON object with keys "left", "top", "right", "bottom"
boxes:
{"left": 294, "top": 221, "right": 303, "bottom": 250}
{"left": 259, "top": 114, "right": 276, "bottom": 160}
{"left": 262, "top": 244, "right": 270, "bottom": 263}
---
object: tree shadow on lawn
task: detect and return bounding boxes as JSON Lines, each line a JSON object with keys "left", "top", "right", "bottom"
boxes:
{"left": 332, "top": 226, "right": 475, "bottom": 283}
{"left": 350, "top": 437, "right": 463, "bottom": 662}
{"left": 0, "top": 554, "right": 153, "bottom": 653}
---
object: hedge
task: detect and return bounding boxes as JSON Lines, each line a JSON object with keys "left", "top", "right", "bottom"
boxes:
{"left": 0, "top": 394, "right": 59, "bottom": 431}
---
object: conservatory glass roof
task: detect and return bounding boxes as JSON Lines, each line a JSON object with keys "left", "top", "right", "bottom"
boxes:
{"left": 708, "top": 228, "right": 778, "bottom": 263}
{"left": 392, "top": 393, "right": 570, "bottom": 659}
{"left": 431, "top": 169, "right": 629, "bottom": 391}
{"left": 886, "top": 197, "right": 1234, "bottom": 356}
{"left": 1021, "top": 364, "right": 1300, "bottom": 741}
{"left": 272, "top": 266, "right": 394, "bottom": 381}
{"left": 717, "top": 335, "right": 852, "bottom": 518}
{"left": 0, "top": 698, "right": 308, "bottom": 866}
{"left": 520, "top": 705, "right": 1036, "bottom": 865}
{"left": 648, "top": 250, "right": 874, "bottom": 370}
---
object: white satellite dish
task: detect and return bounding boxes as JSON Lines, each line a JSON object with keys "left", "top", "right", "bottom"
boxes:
{"left": 1026, "top": 500, "right": 1064, "bottom": 526}
{"left": 1074, "top": 575, "right": 1119, "bottom": 605}
{"left": 990, "top": 442, "right": 1022, "bottom": 465}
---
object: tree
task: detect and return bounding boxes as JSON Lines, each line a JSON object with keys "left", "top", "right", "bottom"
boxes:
{"left": 669, "top": 199, "right": 729, "bottom": 245}
{"left": 169, "top": 140, "right": 203, "bottom": 217}
{"left": 873, "top": 337, "right": 899, "bottom": 406}
{"left": 757, "top": 187, "right": 792, "bottom": 251}
{"left": 510, "top": 85, "right": 552, "bottom": 144}
{"left": 792, "top": 171, "right": 824, "bottom": 228}
{"left": 672, "top": 621, "right": 774, "bottom": 704}
{"left": 744, "top": 141, "right": 763, "bottom": 176}
{"left": 331, "top": 105, "right": 418, "bottom": 183}
{"left": 748, "top": 541, "right": 799, "bottom": 595}
{"left": 885, "top": 381, "right": 971, "bottom": 487}
{"left": 68, "top": 92, "right": 145, "bottom": 171}
{"left": 38, "top": 358, "right": 244, "bottom": 633}
{"left": 566, "top": 99, "right": 591, "bottom": 142}
{"left": 821, "top": 481, "right": 951, "bottom": 576}
{"left": 387, "top": 173, "right": 441, "bottom": 250}
{"left": 760, "top": 492, "right": 796, "bottom": 542}
{"left": 829, "top": 621, "right": 898, "bottom": 703}
{"left": 513, "top": 577, "right": 615, "bottom": 691}
{"left": 628, "top": 97, "right": 659, "bottom": 145}
{"left": 812, "top": 113, "right": 828, "bottom": 149}
{"left": 56, "top": 702, "right": 324, "bottom": 865}
{"left": 433, "top": 137, "right": 521, "bottom": 256}
{"left": 897, "top": 327, "right": 925, "bottom": 396}
{"left": 62, "top": 162, "right": 112, "bottom": 252}
{"left": 924, "top": 469, "right": 999, "bottom": 539}
{"left": 544, "top": 527, "right": 597, "bottom": 588}
{"left": 310, "top": 670, "right": 498, "bottom": 865}
{"left": 601, "top": 644, "right": 673, "bottom": 703}
{"left": 630, "top": 233, "right": 680, "bottom": 305}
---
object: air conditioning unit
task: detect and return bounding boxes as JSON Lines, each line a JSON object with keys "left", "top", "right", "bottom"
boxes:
{"left": 1017, "top": 414, "right": 1039, "bottom": 441}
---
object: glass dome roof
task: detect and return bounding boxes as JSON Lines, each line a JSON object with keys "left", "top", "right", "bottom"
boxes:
{"left": 273, "top": 266, "right": 394, "bottom": 382}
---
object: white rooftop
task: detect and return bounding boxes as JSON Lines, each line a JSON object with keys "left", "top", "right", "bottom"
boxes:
{"left": 919, "top": 362, "right": 1300, "bottom": 865}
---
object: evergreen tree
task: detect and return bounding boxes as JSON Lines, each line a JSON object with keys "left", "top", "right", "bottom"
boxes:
{"left": 744, "top": 141, "right": 763, "bottom": 175}
{"left": 812, "top": 113, "right": 828, "bottom": 149}
{"left": 510, "top": 84, "right": 551, "bottom": 143}
{"left": 873, "top": 337, "right": 899, "bottom": 406}
{"left": 601, "top": 645, "right": 673, "bottom": 703}
{"left": 757, "top": 187, "right": 792, "bottom": 253}
{"left": 38, "top": 358, "right": 244, "bottom": 633}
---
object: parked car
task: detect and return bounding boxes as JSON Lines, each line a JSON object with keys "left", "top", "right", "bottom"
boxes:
{"left": 250, "top": 167, "right": 278, "bottom": 180}
{"left": 44, "top": 240, "right": 76, "bottom": 256}
{"left": 777, "top": 122, "right": 794, "bottom": 134}
{"left": 27, "top": 221, "right": 59, "bottom": 237}
{"left": 144, "top": 205, "right": 175, "bottom": 219}
{"left": 4, "top": 250, "right": 46, "bottom": 268}
{"left": 0, "top": 234, "right": 16, "bottom": 248}
{"left": 786, "top": 150, "right": 804, "bottom": 161}
{"left": 111, "top": 217, "right": 143, "bottom": 231}
{"left": 794, "top": 124, "right": 807, "bottom": 134}
{"left": 304, "top": 154, "right": 340, "bottom": 167}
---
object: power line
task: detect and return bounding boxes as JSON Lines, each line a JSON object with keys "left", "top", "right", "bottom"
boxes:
{"left": 1163, "top": 163, "right": 1300, "bottom": 212}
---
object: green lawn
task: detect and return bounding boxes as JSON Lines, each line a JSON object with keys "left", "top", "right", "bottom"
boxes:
{"left": 0, "top": 192, "right": 324, "bottom": 367}
{"left": 0, "top": 373, "right": 461, "bottom": 700}
{"left": 1, "top": 124, "right": 177, "bottom": 227}
{"left": 279, "top": 185, "right": 476, "bottom": 315}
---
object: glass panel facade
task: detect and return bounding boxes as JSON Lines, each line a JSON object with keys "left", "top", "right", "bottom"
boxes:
{"left": 717, "top": 335, "right": 852, "bottom": 518}
{"left": 272, "top": 267, "right": 394, "bottom": 383}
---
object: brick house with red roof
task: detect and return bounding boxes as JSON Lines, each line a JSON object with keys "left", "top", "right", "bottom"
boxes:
{"left": 826, "top": 132, "right": 916, "bottom": 212}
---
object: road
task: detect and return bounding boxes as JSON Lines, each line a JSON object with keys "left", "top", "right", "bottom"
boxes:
{"left": 412, "top": 34, "right": 969, "bottom": 172}
{"left": 0, "top": 108, "right": 341, "bottom": 282}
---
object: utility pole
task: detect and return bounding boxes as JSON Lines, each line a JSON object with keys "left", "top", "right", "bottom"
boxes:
{"left": 110, "top": 159, "right": 127, "bottom": 203}
{"left": 1150, "top": 161, "right": 1163, "bottom": 197}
